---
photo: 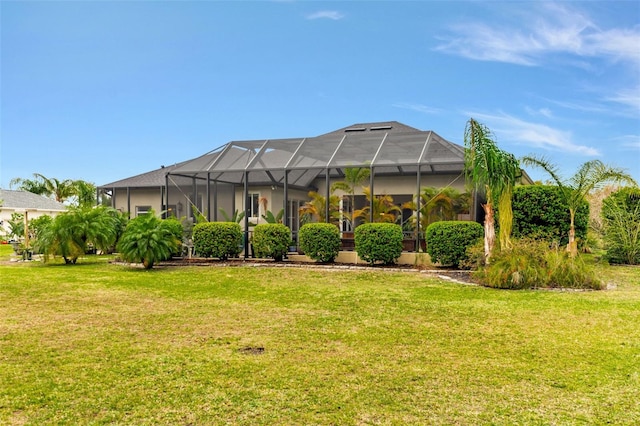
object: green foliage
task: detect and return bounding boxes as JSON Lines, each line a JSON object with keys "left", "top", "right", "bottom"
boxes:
{"left": 299, "top": 191, "right": 341, "bottom": 225}
{"left": 192, "top": 222, "right": 242, "bottom": 260}
{"left": 38, "top": 206, "right": 120, "bottom": 264}
{"left": 511, "top": 185, "right": 589, "bottom": 246}
{"left": 464, "top": 118, "right": 521, "bottom": 259}
{"left": 219, "top": 208, "right": 245, "bottom": 224}
{"left": 261, "top": 209, "right": 284, "bottom": 224}
{"left": 10, "top": 173, "right": 98, "bottom": 206}
{"left": 602, "top": 187, "right": 640, "bottom": 264}
{"left": 252, "top": 223, "right": 291, "bottom": 261}
{"left": 402, "top": 186, "right": 471, "bottom": 232}
{"left": 72, "top": 180, "right": 97, "bottom": 207}
{"left": 299, "top": 223, "right": 341, "bottom": 263}
{"left": 474, "top": 239, "right": 602, "bottom": 290}
{"left": 7, "top": 213, "right": 25, "bottom": 240}
{"left": 521, "top": 156, "right": 636, "bottom": 257}
{"left": 163, "top": 217, "right": 185, "bottom": 256}
{"left": 354, "top": 223, "right": 403, "bottom": 265}
{"left": 28, "top": 215, "right": 53, "bottom": 254}
{"left": 353, "top": 187, "right": 401, "bottom": 223}
{"left": 426, "top": 221, "right": 484, "bottom": 268}
{"left": 117, "top": 212, "right": 181, "bottom": 269}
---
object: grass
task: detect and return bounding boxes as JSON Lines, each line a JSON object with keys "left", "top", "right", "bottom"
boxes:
{"left": 1, "top": 255, "right": 639, "bottom": 425}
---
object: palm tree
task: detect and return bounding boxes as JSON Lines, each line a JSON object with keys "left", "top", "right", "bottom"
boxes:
{"left": 332, "top": 166, "right": 370, "bottom": 227}
{"left": 38, "top": 206, "right": 120, "bottom": 264}
{"left": 117, "top": 211, "right": 181, "bottom": 269}
{"left": 9, "top": 175, "right": 49, "bottom": 196}
{"left": 299, "top": 191, "right": 341, "bottom": 225}
{"left": 353, "top": 187, "right": 401, "bottom": 223}
{"left": 521, "top": 156, "right": 637, "bottom": 257}
{"left": 72, "top": 180, "right": 97, "bottom": 208}
{"left": 9, "top": 173, "right": 76, "bottom": 203}
{"left": 402, "top": 186, "right": 471, "bottom": 232}
{"left": 464, "top": 118, "right": 521, "bottom": 263}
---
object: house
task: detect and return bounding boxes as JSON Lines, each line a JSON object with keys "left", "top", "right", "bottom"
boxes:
{"left": 0, "top": 189, "right": 67, "bottom": 240}
{"left": 98, "top": 121, "right": 530, "bottom": 254}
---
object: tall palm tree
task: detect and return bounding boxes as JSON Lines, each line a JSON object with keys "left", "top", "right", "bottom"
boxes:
{"left": 9, "top": 175, "right": 49, "bottom": 196}
{"left": 9, "top": 173, "right": 76, "bottom": 203}
{"left": 72, "top": 180, "right": 97, "bottom": 207}
{"left": 332, "top": 167, "right": 370, "bottom": 227}
{"left": 521, "top": 155, "right": 637, "bottom": 257}
{"left": 464, "top": 118, "right": 521, "bottom": 263}
{"left": 34, "top": 174, "right": 75, "bottom": 203}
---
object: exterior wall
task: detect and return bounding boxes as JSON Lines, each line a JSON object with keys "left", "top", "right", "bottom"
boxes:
{"left": 0, "top": 208, "right": 65, "bottom": 240}
{"left": 232, "top": 186, "right": 309, "bottom": 229}
{"left": 113, "top": 188, "right": 164, "bottom": 217}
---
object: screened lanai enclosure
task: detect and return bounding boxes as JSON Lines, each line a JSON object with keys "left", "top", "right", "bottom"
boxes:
{"left": 161, "top": 122, "right": 471, "bottom": 256}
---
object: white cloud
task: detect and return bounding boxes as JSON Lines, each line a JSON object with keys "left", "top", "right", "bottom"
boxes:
{"left": 525, "top": 106, "right": 554, "bottom": 119}
{"left": 605, "top": 85, "right": 640, "bottom": 111}
{"left": 435, "top": 2, "right": 640, "bottom": 67}
{"left": 306, "top": 11, "right": 344, "bottom": 21}
{"left": 392, "top": 102, "right": 441, "bottom": 115}
{"left": 615, "top": 135, "right": 640, "bottom": 150}
{"left": 465, "top": 111, "right": 601, "bottom": 156}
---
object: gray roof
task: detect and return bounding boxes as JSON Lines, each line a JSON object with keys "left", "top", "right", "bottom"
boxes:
{"left": 100, "top": 161, "right": 187, "bottom": 188}
{"left": 0, "top": 189, "right": 67, "bottom": 211}
{"left": 100, "top": 121, "right": 466, "bottom": 189}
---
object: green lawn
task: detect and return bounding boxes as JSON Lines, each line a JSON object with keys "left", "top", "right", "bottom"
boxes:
{"left": 1, "top": 256, "right": 639, "bottom": 425}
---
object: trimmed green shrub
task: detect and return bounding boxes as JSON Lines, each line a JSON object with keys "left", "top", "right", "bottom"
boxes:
{"left": 299, "top": 223, "right": 341, "bottom": 263}
{"left": 602, "top": 187, "right": 640, "bottom": 265}
{"left": 354, "top": 223, "right": 403, "bottom": 265}
{"left": 474, "top": 239, "right": 602, "bottom": 290}
{"left": 193, "top": 222, "right": 242, "bottom": 260}
{"left": 252, "top": 223, "right": 291, "bottom": 261}
{"left": 426, "top": 221, "right": 483, "bottom": 268}
{"left": 511, "top": 185, "right": 589, "bottom": 246}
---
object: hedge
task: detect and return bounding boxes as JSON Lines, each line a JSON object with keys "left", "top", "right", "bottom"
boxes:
{"left": 192, "top": 222, "right": 242, "bottom": 260}
{"left": 252, "top": 223, "right": 291, "bottom": 261}
{"left": 354, "top": 223, "right": 403, "bottom": 265}
{"left": 426, "top": 221, "right": 483, "bottom": 268}
{"left": 299, "top": 223, "right": 341, "bottom": 263}
{"left": 511, "top": 185, "right": 588, "bottom": 246}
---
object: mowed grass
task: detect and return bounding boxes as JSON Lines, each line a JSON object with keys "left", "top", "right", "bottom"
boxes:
{"left": 1, "top": 254, "right": 639, "bottom": 425}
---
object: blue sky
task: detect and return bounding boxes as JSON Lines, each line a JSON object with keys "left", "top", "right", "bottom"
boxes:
{"left": 1, "top": 1, "right": 639, "bottom": 189}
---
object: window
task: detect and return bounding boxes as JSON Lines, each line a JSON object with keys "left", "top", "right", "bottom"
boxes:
{"left": 135, "top": 206, "right": 152, "bottom": 217}
{"left": 247, "top": 193, "right": 260, "bottom": 218}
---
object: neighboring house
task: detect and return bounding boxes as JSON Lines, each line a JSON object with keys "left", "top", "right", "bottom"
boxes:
{"left": 98, "top": 121, "right": 531, "bottom": 253}
{"left": 0, "top": 189, "right": 67, "bottom": 239}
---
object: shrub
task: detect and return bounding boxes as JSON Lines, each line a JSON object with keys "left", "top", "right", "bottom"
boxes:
{"left": 355, "top": 223, "right": 403, "bottom": 265}
{"left": 511, "top": 185, "right": 589, "bottom": 246}
{"left": 192, "top": 222, "right": 242, "bottom": 260}
{"left": 299, "top": 223, "right": 341, "bottom": 263}
{"left": 29, "top": 215, "right": 53, "bottom": 254}
{"left": 164, "top": 217, "right": 185, "bottom": 256}
{"left": 426, "top": 221, "right": 483, "bottom": 268}
{"left": 252, "top": 223, "right": 291, "bottom": 261}
{"left": 117, "top": 212, "right": 181, "bottom": 269}
{"left": 602, "top": 187, "right": 640, "bottom": 265}
{"left": 474, "top": 239, "right": 602, "bottom": 290}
